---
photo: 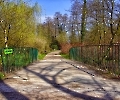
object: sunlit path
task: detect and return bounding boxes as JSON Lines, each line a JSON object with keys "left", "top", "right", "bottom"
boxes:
{"left": 1, "top": 0, "right": 120, "bottom": 99}
{"left": 0, "top": 51, "right": 120, "bottom": 100}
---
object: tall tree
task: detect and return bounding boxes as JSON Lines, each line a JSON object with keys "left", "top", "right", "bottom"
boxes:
{"left": 0, "top": 0, "right": 41, "bottom": 48}
{"left": 69, "top": 0, "right": 82, "bottom": 43}
{"left": 81, "top": 0, "right": 87, "bottom": 43}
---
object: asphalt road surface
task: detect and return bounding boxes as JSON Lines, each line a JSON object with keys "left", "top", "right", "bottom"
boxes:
{"left": 0, "top": 50, "right": 120, "bottom": 100}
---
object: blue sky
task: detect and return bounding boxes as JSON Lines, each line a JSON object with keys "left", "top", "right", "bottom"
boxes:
{"left": 31, "top": 0, "right": 72, "bottom": 22}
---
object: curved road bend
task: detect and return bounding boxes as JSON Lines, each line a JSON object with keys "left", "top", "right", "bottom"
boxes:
{"left": 0, "top": 50, "right": 120, "bottom": 100}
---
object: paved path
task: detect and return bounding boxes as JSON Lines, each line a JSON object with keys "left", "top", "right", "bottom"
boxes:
{"left": 0, "top": 50, "right": 120, "bottom": 100}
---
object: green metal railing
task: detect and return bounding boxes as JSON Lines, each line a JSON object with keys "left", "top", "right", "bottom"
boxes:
{"left": 69, "top": 44, "right": 120, "bottom": 76}
{"left": 0, "top": 47, "right": 38, "bottom": 73}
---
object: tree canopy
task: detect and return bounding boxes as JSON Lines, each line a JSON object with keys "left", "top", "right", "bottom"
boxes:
{"left": 1, "top": 0, "right": 120, "bottom": 53}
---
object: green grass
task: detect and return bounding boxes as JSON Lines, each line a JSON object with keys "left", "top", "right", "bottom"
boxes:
{"left": 60, "top": 53, "right": 70, "bottom": 59}
{"left": 38, "top": 53, "right": 46, "bottom": 60}
{"left": 0, "top": 72, "right": 5, "bottom": 80}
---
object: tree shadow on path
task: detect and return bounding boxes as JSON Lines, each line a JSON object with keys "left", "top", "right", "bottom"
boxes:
{"left": 24, "top": 67, "right": 105, "bottom": 100}
{"left": 0, "top": 80, "right": 29, "bottom": 100}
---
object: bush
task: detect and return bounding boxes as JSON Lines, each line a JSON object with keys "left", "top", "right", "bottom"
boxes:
{"left": 51, "top": 45, "right": 59, "bottom": 50}
{"left": 50, "top": 39, "right": 61, "bottom": 50}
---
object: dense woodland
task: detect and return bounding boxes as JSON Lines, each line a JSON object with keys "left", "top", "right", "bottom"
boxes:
{"left": 0, "top": 0, "right": 120, "bottom": 53}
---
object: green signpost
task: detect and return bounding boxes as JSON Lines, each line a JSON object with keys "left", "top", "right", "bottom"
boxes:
{"left": 4, "top": 48, "right": 13, "bottom": 54}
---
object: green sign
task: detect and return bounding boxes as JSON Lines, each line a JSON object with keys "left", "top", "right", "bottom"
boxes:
{"left": 4, "top": 49, "right": 13, "bottom": 54}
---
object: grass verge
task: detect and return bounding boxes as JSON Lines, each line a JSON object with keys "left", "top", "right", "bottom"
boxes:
{"left": 60, "top": 53, "right": 70, "bottom": 59}
{"left": 38, "top": 53, "right": 46, "bottom": 60}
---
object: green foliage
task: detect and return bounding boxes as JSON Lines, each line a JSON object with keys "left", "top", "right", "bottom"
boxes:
{"left": 0, "top": 0, "right": 41, "bottom": 49}
{"left": 50, "top": 45, "right": 58, "bottom": 50}
{"left": 0, "top": 72, "right": 5, "bottom": 80}
{"left": 38, "top": 53, "right": 46, "bottom": 60}
{"left": 57, "top": 31, "right": 68, "bottom": 44}
{"left": 50, "top": 39, "right": 60, "bottom": 50}
{"left": 60, "top": 53, "right": 69, "bottom": 59}
{"left": 69, "top": 32, "right": 78, "bottom": 43}
{"left": 36, "top": 24, "right": 51, "bottom": 52}
{"left": 84, "top": 24, "right": 111, "bottom": 44}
